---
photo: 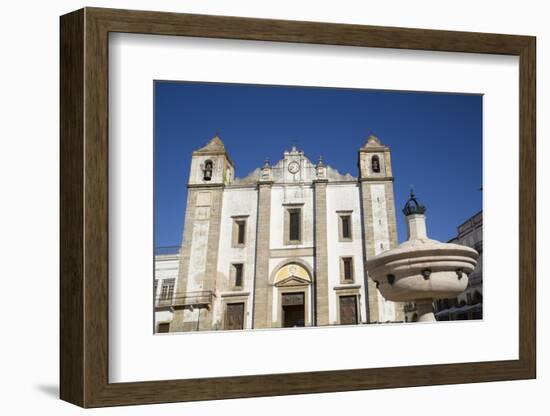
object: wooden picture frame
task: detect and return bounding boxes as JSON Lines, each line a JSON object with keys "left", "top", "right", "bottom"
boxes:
{"left": 60, "top": 7, "right": 536, "bottom": 408}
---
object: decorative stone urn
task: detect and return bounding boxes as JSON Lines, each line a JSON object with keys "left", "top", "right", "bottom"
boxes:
{"left": 366, "top": 192, "right": 479, "bottom": 322}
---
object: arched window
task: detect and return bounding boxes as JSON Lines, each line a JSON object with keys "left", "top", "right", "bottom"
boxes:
{"left": 203, "top": 160, "right": 213, "bottom": 181}
{"left": 371, "top": 155, "right": 381, "bottom": 173}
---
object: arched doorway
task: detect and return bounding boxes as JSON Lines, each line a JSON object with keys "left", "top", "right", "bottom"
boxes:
{"left": 272, "top": 263, "right": 312, "bottom": 327}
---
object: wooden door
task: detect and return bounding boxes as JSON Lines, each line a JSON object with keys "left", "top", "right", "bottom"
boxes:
{"left": 339, "top": 295, "right": 358, "bottom": 325}
{"left": 282, "top": 293, "right": 305, "bottom": 327}
{"left": 225, "top": 302, "right": 245, "bottom": 330}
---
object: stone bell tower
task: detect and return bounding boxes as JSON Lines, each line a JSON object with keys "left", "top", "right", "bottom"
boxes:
{"left": 358, "top": 135, "right": 404, "bottom": 323}
{"left": 171, "top": 135, "right": 234, "bottom": 332}
{"left": 187, "top": 135, "right": 234, "bottom": 186}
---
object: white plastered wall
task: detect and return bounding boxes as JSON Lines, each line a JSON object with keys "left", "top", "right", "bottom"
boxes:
{"left": 214, "top": 187, "right": 258, "bottom": 328}
{"left": 326, "top": 184, "right": 367, "bottom": 323}
{"left": 269, "top": 186, "right": 314, "bottom": 249}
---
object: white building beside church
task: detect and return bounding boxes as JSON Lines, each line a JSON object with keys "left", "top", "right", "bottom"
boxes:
{"left": 153, "top": 248, "right": 180, "bottom": 333}
{"left": 155, "top": 134, "right": 405, "bottom": 332}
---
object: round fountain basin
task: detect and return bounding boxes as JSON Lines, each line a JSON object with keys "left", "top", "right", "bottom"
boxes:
{"left": 367, "top": 239, "right": 478, "bottom": 302}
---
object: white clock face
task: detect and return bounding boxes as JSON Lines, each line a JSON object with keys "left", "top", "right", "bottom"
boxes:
{"left": 288, "top": 161, "right": 300, "bottom": 174}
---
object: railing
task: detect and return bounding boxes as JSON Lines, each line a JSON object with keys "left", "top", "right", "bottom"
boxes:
{"left": 154, "top": 290, "right": 215, "bottom": 309}
{"left": 154, "top": 246, "right": 180, "bottom": 256}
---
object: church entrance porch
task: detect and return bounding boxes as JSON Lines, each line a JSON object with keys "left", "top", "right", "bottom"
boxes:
{"left": 282, "top": 292, "right": 305, "bottom": 327}
{"left": 271, "top": 262, "right": 313, "bottom": 327}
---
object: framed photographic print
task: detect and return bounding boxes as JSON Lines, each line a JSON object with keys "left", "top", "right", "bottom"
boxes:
{"left": 60, "top": 7, "right": 536, "bottom": 408}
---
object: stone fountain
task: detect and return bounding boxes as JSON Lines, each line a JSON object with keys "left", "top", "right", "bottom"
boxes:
{"left": 366, "top": 192, "right": 479, "bottom": 322}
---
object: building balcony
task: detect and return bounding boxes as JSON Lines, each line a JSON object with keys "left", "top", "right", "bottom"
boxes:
{"left": 155, "top": 290, "right": 216, "bottom": 310}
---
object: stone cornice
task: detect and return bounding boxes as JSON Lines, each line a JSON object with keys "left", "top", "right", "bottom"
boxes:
{"left": 359, "top": 177, "right": 394, "bottom": 182}
{"left": 269, "top": 247, "right": 314, "bottom": 258}
{"left": 187, "top": 183, "right": 225, "bottom": 189}
{"left": 154, "top": 254, "right": 180, "bottom": 261}
{"left": 188, "top": 178, "right": 384, "bottom": 188}
{"left": 220, "top": 291, "right": 250, "bottom": 298}
{"left": 225, "top": 183, "right": 257, "bottom": 189}
{"left": 325, "top": 181, "right": 360, "bottom": 187}
{"left": 333, "top": 284, "right": 362, "bottom": 291}
{"left": 359, "top": 147, "right": 391, "bottom": 153}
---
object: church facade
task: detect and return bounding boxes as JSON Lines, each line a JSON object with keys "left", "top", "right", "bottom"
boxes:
{"left": 166, "top": 134, "right": 404, "bottom": 332}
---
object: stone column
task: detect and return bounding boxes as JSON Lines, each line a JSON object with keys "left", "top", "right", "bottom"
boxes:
{"left": 170, "top": 189, "right": 197, "bottom": 332}
{"left": 170, "top": 186, "right": 223, "bottom": 332}
{"left": 313, "top": 180, "right": 329, "bottom": 326}
{"left": 253, "top": 182, "right": 272, "bottom": 328}
{"left": 359, "top": 181, "right": 380, "bottom": 323}
{"left": 199, "top": 187, "right": 224, "bottom": 331}
{"left": 202, "top": 188, "right": 224, "bottom": 291}
{"left": 174, "top": 190, "right": 197, "bottom": 298}
{"left": 406, "top": 213, "right": 428, "bottom": 240}
{"left": 385, "top": 181, "right": 404, "bottom": 322}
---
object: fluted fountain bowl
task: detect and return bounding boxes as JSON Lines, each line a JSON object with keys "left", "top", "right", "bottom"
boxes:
{"left": 367, "top": 238, "right": 479, "bottom": 302}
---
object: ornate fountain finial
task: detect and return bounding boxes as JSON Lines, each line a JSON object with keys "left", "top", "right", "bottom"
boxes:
{"left": 402, "top": 187, "right": 426, "bottom": 216}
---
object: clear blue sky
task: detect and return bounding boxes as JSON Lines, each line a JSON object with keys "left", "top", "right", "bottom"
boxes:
{"left": 154, "top": 81, "right": 482, "bottom": 248}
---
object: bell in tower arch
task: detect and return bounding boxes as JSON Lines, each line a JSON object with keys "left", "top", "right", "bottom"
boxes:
{"left": 203, "top": 160, "right": 213, "bottom": 181}
{"left": 372, "top": 155, "right": 380, "bottom": 173}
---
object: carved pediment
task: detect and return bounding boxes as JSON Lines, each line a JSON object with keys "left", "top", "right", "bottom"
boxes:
{"left": 275, "top": 276, "right": 311, "bottom": 287}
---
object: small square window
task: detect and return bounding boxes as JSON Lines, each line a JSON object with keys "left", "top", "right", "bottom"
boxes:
{"left": 284, "top": 206, "right": 303, "bottom": 245}
{"left": 338, "top": 212, "right": 353, "bottom": 241}
{"left": 341, "top": 216, "right": 351, "bottom": 239}
{"left": 341, "top": 257, "right": 354, "bottom": 282}
{"left": 289, "top": 210, "right": 301, "bottom": 241}
{"left": 232, "top": 217, "right": 248, "bottom": 247}
{"left": 237, "top": 221, "right": 246, "bottom": 245}
{"left": 159, "top": 278, "right": 175, "bottom": 300}
{"left": 233, "top": 263, "right": 244, "bottom": 288}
